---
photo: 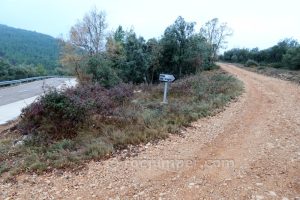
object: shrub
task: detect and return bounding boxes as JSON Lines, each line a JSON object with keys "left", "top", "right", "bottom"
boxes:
{"left": 65, "top": 83, "right": 113, "bottom": 116}
{"left": 86, "top": 56, "right": 121, "bottom": 88}
{"left": 19, "top": 89, "right": 88, "bottom": 139}
{"left": 19, "top": 83, "right": 134, "bottom": 139}
{"left": 245, "top": 59, "right": 259, "bottom": 67}
{"left": 282, "top": 47, "right": 300, "bottom": 70}
{"left": 269, "top": 62, "right": 282, "bottom": 68}
{"left": 231, "top": 55, "right": 238, "bottom": 62}
{"left": 10, "top": 69, "right": 243, "bottom": 175}
{"left": 109, "top": 83, "right": 134, "bottom": 104}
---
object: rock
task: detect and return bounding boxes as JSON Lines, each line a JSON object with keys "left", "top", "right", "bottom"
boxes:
{"left": 268, "top": 191, "right": 276, "bottom": 196}
{"left": 256, "top": 183, "right": 263, "bottom": 186}
{"left": 255, "top": 195, "right": 264, "bottom": 200}
{"left": 13, "top": 140, "right": 24, "bottom": 147}
{"left": 13, "top": 134, "right": 32, "bottom": 147}
{"left": 188, "top": 182, "right": 195, "bottom": 188}
{"left": 106, "top": 184, "right": 112, "bottom": 189}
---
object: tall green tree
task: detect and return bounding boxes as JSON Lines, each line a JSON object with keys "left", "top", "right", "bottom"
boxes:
{"left": 161, "top": 16, "right": 196, "bottom": 78}
{"left": 122, "top": 31, "right": 148, "bottom": 83}
{"left": 146, "top": 38, "right": 162, "bottom": 84}
{"left": 282, "top": 47, "right": 300, "bottom": 70}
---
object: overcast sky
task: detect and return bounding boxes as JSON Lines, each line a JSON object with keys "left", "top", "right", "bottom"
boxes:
{"left": 0, "top": 0, "right": 299, "bottom": 50}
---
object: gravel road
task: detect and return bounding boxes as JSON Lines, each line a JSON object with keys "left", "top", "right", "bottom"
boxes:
{"left": 1, "top": 63, "right": 299, "bottom": 199}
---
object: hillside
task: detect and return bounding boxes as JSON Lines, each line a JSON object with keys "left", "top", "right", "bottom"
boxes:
{"left": 0, "top": 24, "right": 60, "bottom": 71}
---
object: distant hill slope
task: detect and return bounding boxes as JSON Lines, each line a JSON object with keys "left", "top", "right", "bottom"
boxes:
{"left": 0, "top": 24, "right": 60, "bottom": 71}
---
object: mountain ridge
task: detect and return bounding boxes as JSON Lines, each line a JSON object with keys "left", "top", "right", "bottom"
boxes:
{"left": 0, "top": 24, "right": 60, "bottom": 71}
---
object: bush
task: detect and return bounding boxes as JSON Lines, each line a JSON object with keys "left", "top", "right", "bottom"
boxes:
{"left": 19, "top": 83, "right": 134, "bottom": 139}
{"left": 269, "top": 62, "right": 282, "bottom": 68}
{"left": 86, "top": 56, "right": 121, "bottom": 88}
{"left": 282, "top": 47, "right": 300, "bottom": 70}
{"left": 245, "top": 59, "right": 259, "bottom": 67}
{"left": 19, "top": 89, "right": 88, "bottom": 139}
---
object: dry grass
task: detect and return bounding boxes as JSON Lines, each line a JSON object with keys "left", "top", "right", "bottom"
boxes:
{"left": 230, "top": 62, "right": 300, "bottom": 84}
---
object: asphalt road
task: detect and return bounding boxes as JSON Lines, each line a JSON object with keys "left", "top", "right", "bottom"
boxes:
{"left": 0, "top": 78, "right": 77, "bottom": 124}
{"left": 0, "top": 78, "right": 74, "bottom": 106}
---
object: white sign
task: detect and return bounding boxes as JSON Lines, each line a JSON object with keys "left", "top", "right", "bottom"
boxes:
{"left": 159, "top": 74, "right": 175, "bottom": 82}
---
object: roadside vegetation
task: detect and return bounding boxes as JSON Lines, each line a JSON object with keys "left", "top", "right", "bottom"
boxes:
{"left": 230, "top": 63, "right": 300, "bottom": 84}
{"left": 220, "top": 38, "right": 300, "bottom": 83}
{"left": 0, "top": 59, "right": 48, "bottom": 81}
{"left": 0, "top": 8, "right": 244, "bottom": 177}
{"left": 220, "top": 38, "right": 300, "bottom": 71}
{"left": 0, "top": 69, "right": 243, "bottom": 176}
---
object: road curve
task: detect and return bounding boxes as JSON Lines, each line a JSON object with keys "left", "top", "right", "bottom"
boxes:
{"left": 0, "top": 78, "right": 76, "bottom": 124}
{"left": 1, "top": 63, "right": 299, "bottom": 199}
{"left": 0, "top": 78, "right": 75, "bottom": 106}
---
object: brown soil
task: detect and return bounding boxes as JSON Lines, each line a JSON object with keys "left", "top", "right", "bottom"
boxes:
{"left": 1, "top": 63, "right": 299, "bottom": 200}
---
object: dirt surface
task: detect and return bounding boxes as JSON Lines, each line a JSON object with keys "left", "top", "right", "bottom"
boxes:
{"left": 229, "top": 63, "right": 300, "bottom": 84}
{"left": 1, "top": 63, "right": 299, "bottom": 200}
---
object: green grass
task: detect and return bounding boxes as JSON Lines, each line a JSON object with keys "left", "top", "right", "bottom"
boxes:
{"left": 0, "top": 68, "right": 243, "bottom": 177}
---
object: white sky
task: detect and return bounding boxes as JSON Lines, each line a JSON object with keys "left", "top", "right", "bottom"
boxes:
{"left": 0, "top": 0, "right": 299, "bottom": 50}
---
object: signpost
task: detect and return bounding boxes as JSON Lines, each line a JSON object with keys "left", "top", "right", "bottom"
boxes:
{"left": 159, "top": 74, "right": 175, "bottom": 104}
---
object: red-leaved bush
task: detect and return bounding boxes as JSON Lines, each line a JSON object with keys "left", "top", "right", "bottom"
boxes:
{"left": 19, "top": 83, "right": 134, "bottom": 139}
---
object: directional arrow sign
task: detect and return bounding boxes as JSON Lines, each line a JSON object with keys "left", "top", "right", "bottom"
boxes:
{"left": 159, "top": 74, "right": 175, "bottom": 82}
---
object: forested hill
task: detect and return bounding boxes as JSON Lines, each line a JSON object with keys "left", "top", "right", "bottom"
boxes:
{"left": 0, "top": 24, "right": 60, "bottom": 70}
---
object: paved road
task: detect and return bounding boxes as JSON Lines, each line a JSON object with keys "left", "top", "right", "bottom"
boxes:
{"left": 0, "top": 78, "right": 76, "bottom": 124}
{"left": 0, "top": 78, "right": 75, "bottom": 106}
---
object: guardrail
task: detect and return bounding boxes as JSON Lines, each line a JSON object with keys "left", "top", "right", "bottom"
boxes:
{"left": 0, "top": 76, "right": 56, "bottom": 87}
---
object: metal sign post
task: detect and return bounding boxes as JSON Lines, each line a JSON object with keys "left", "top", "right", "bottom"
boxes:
{"left": 159, "top": 74, "right": 175, "bottom": 104}
{"left": 163, "top": 82, "right": 168, "bottom": 104}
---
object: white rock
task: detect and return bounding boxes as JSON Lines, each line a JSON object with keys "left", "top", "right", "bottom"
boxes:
{"left": 188, "top": 183, "right": 195, "bottom": 189}
{"left": 268, "top": 191, "right": 276, "bottom": 196}
{"left": 255, "top": 195, "right": 264, "bottom": 200}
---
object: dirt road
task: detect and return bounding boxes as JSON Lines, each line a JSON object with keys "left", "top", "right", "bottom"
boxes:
{"left": 1, "top": 63, "right": 299, "bottom": 199}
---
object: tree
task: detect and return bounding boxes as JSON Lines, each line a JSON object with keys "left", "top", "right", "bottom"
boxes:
{"left": 114, "top": 26, "right": 126, "bottom": 43}
{"left": 61, "top": 7, "right": 111, "bottom": 84}
{"left": 86, "top": 56, "right": 121, "bottom": 88}
{"left": 200, "top": 18, "right": 233, "bottom": 62}
{"left": 185, "top": 34, "right": 211, "bottom": 72}
{"left": 222, "top": 38, "right": 300, "bottom": 68}
{"left": 146, "top": 38, "right": 162, "bottom": 83}
{"left": 59, "top": 39, "right": 87, "bottom": 83}
{"left": 69, "top": 7, "right": 108, "bottom": 55}
{"left": 161, "top": 16, "right": 196, "bottom": 78}
{"left": 105, "top": 26, "right": 126, "bottom": 73}
{"left": 122, "top": 31, "right": 149, "bottom": 83}
{"left": 282, "top": 47, "right": 300, "bottom": 70}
